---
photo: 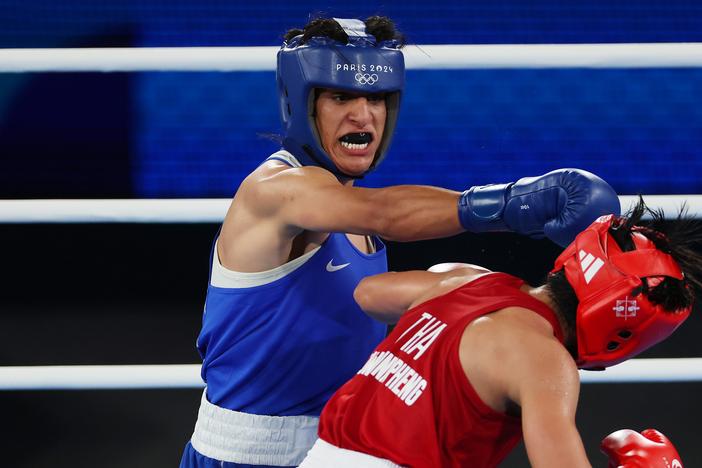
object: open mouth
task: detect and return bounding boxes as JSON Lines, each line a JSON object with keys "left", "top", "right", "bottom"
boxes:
{"left": 339, "top": 132, "right": 373, "bottom": 151}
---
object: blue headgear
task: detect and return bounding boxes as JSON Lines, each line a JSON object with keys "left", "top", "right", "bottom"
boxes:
{"left": 277, "top": 18, "right": 405, "bottom": 178}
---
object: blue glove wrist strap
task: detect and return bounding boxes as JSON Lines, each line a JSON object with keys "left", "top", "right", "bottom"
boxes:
{"left": 458, "top": 183, "right": 513, "bottom": 232}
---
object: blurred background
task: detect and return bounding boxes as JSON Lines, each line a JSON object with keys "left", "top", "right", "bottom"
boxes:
{"left": 1, "top": 1, "right": 701, "bottom": 467}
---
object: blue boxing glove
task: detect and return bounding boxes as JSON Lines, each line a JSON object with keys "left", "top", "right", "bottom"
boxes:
{"left": 458, "top": 168, "right": 620, "bottom": 247}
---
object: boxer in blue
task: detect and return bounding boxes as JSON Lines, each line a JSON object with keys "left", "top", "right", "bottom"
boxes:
{"left": 180, "top": 16, "right": 621, "bottom": 467}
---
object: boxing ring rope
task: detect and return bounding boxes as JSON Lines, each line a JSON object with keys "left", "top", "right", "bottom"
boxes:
{"left": 1, "top": 195, "right": 698, "bottom": 389}
{"left": 2, "top": 44, "right": 700, "bottom": 392}
{"left": 0, "top": 358, "right": 700, "bottom": 390}
{"left": 0, "top": 198, "right": 231, "bottom": 223}
{"left": 0, "top": 196, "right": 700, "bottom": 223}
{"left": 1, "top": 43, "right": 702, "bottom": 72}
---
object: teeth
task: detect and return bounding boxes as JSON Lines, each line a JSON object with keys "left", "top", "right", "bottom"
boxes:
{"left": 340, "top": 141, "right": 369, "bottom": 150}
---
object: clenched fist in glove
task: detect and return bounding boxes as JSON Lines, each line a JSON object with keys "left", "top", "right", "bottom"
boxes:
{"left": 458, "top": 168, "right": 620, "bottom": 247}
{"left": 601, "top": 428, "right": 683, "bottom": 468}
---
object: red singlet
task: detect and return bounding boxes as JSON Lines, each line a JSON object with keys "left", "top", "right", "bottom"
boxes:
{"left": 318, "top": 273, "right": 564, "bottom": 468}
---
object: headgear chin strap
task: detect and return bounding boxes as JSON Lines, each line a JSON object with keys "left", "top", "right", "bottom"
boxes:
{"left": 276, "top": 18, "right": 405, "bottom": 178}
{"left": 552, "top": 215, "right": 692, "bottom": 370}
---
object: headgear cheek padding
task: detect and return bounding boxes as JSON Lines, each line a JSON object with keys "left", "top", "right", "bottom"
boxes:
{"left": 552, "top": 215, "right": 692, "bottom": 370}
{"left": 276, "top": 18, "right": 405, "bottom": 178}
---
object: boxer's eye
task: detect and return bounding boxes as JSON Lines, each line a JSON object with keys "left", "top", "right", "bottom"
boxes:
{"left": 332, "top": 93, "right": 354, "bottom": 102}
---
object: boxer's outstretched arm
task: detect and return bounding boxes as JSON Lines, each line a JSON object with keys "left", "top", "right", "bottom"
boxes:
{"left": 222, "top": 162, "right": 619, "bottom": 271}
{"left": 250, "top": 164, "right": 619, "bottom": 244}
{"left": 219, "top": 163, "right": 461, "bottom": 272}
{"left": 263, "top": 165, "right": 463, "bottom": 241}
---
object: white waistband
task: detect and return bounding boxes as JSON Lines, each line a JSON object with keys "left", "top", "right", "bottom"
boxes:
{"left": 190, "top": 391, "right": 319, "bottom": 466}
{"left": 299, "top": 439, "right": 404, "bottom": 468}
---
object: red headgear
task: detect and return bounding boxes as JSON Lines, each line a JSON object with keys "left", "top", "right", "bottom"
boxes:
{"left": 552, "top": 215, "right": 691, "bottom": 370}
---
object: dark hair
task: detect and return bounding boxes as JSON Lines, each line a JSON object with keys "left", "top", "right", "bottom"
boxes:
{"left": 545, "top": 269, "right": 579, "bottom": 358}
{"left": 546, "top": 196, "right": 702, "bottom": 356}
{"left": 283, "top": 16, "right": 405, "bottom": 46}
{"left": 610, "top": 196, "right": 702, "bottom": 309}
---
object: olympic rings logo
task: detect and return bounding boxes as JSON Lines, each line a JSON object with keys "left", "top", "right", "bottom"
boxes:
{"left": 355, "top": 73, "right": 379, "bottom": 85}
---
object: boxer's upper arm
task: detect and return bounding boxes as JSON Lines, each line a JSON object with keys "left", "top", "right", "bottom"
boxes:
{"left": 354, "top": 271, "right": 442, "bottom": 323}
{"left": 244, "top": 164, "right": 462, "bottom": 241}
{"left": 249, "top": 165, "right": 385, "bottom": 235}
{"left": 354, "top": 268, "right": 487, "bottom": 324}
{"left": 513, "top": 337, "right": 591, "bottom": 468}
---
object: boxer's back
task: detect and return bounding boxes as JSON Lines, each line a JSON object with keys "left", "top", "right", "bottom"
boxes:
{"left": 318, "top": 273, "right": 562, "bottom": 468}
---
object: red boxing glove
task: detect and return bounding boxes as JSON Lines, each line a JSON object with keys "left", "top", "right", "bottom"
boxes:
{"left": 601, "top": 429, "right": 683, "bottom": 468}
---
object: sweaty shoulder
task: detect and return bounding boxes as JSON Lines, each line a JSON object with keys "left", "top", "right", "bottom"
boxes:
{"left": 218, "top": 159, "right": 342, "bottom": 271}
{"left": 237, "top": 160, "right": 338, "bottom": 217}
{"left": 459, "top": 306, "right": 577, "bottom": 413}
{"left": 408, "top": 266, "right": 493, "bottom": 309}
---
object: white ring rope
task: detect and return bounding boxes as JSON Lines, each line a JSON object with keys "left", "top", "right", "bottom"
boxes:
{"left": 1, "top": 43, "right": 702, "bottom": 73}
{"left": 0, "top": 365, "right": 203, "bottom": 390}
{"left": 0, "top": 198, "right": 231, "bottom": 223}
{"left": 0, "top": 196, "right": 698, "bottom": 224}
{"left": 580, "top": 358, "right": 702, "bottom": 384}
{"left": 0, "top": 358, "right": 699, "bottom": 390}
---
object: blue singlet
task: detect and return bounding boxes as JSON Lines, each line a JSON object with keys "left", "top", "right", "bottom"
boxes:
{"left": 197, "top": 230, "right": 388, "bottom": 416}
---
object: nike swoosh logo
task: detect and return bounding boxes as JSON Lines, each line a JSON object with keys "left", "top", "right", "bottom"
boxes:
{"left": 326, "top": 259, "right": 350, "bottom": 272}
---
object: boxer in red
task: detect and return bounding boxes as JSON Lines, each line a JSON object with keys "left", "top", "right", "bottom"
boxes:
{"left": 300, "top": 198, "right": 699, "bottom": 467}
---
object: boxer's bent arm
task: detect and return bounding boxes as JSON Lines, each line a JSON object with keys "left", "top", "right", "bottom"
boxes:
{"left": 514, "top": 338, "right": 591, "bottom": 468}
{"left": 354, "top": 271, "right": 442, "bottom": 323}
{"left": 354, "top": 267, "right": 488, "bottom": 324}
{"left": 258, "top": 165, "right": 463, "bottom": 241}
